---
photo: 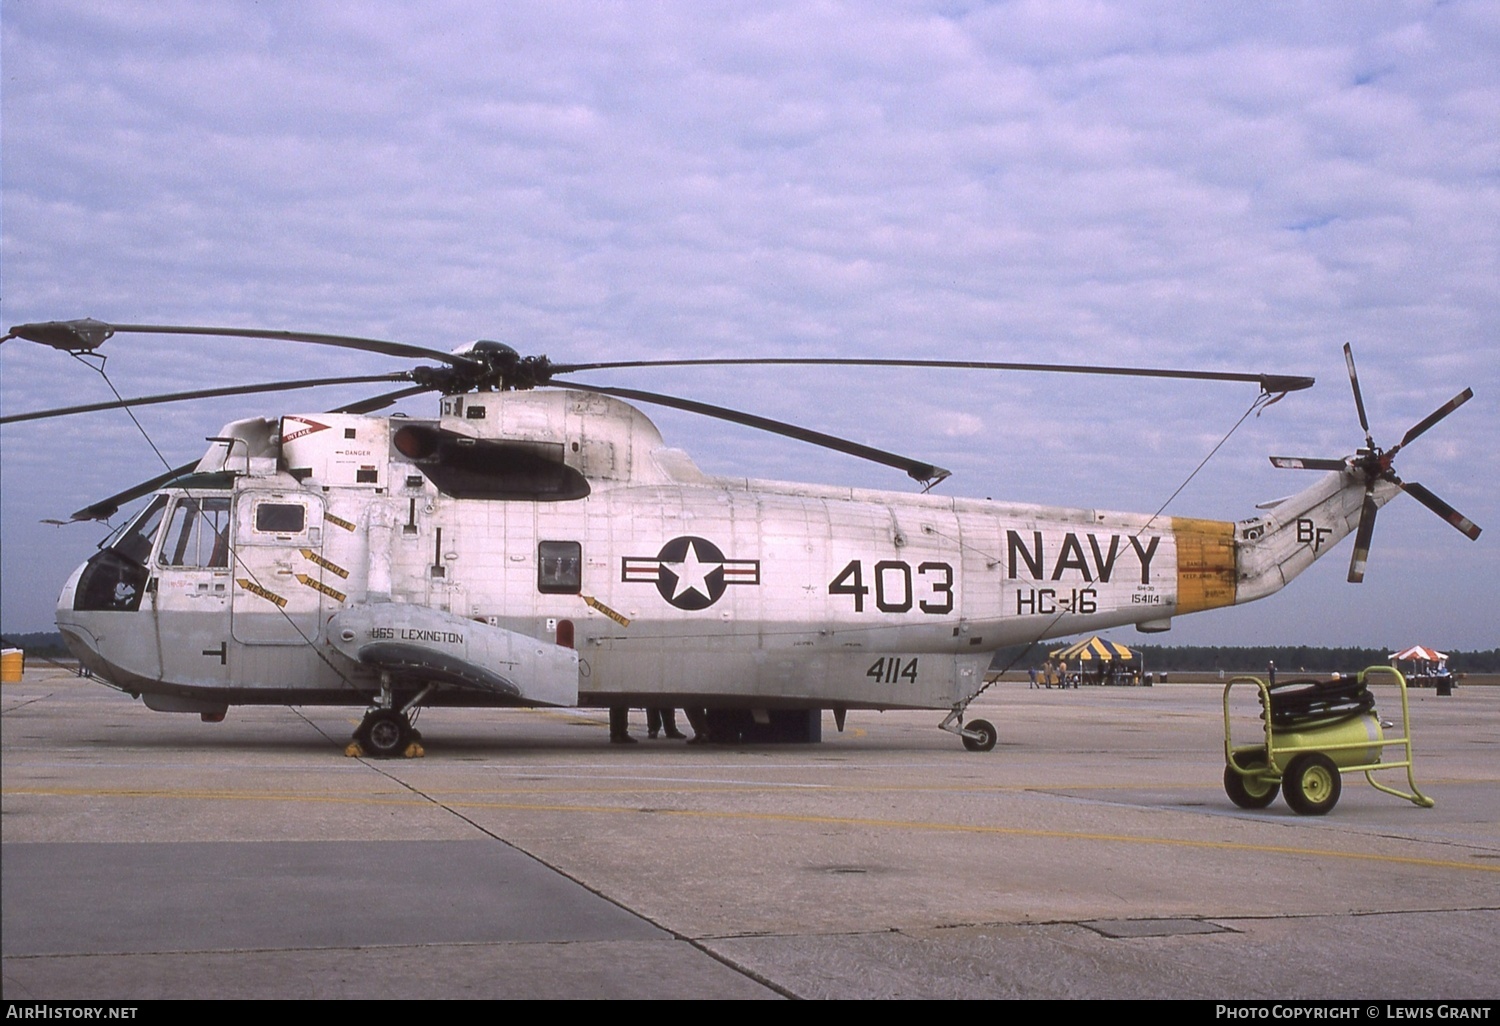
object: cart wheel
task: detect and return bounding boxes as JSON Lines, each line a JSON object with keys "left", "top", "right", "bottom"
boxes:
{"left": 1283, "top": 752, "right": 1341, "bottom": 815}
{"left": 1224, "top": 753, "right": 1280, "bottom": 809}
{"left": 962, "top": 719, "right": 997, "bottom": 752}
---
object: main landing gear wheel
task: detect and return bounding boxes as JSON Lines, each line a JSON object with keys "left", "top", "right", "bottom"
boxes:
{"left": 1283, "top": 752, "right": 1341, "bottom": 815}
{"left": 356, "top": 708, "right": 413, "bottom": 758}
{"left": 962, "top": 718, "right": 997, "bottom": 752}
{"left": 1224, "top": 750, "right": 1280, "bottom": 809}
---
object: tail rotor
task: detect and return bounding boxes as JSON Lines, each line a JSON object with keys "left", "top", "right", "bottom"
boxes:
{"left": 1270, "top": 344, "right": 1480, "bottom": 583}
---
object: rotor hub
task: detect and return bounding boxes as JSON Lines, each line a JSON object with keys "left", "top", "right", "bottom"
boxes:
{"left": 412, "top": 340, "right": 556, "bottom": 394}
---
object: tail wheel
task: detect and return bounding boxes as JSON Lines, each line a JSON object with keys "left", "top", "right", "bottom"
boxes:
{"left": 357, "top": 709, "right": 413, "bottom": 759}
{"left": 962, "top": 718, "right": 997, "bottom": 752}
{"left": 1283, "top": 752, "right": 1342, "bottom": 815}
{"left": 1224, "top": 751, "right": 1280, "bottom": 809}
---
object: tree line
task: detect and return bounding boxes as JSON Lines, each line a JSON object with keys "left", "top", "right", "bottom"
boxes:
{"left": 986, "top": 643, "right": 1498, "bottom": 674}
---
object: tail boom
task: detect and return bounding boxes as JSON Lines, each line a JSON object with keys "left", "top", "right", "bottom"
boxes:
{"left": 1232, "top": 470, "right": 1397, "bottom": 605}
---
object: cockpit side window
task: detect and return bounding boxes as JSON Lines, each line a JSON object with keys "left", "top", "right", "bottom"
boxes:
{"left": 160, "top": 496, "right": 233, "bottom": 568}
{"left": 110, "top": 495, "right": 170, "bottom": 566}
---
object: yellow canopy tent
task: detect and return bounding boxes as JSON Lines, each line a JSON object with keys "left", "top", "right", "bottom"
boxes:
{"left": 1050, "top": 637, "right": 1135, "bottom": 662}
{"left": 1049, "top": 637, "right": 1138, "bottom": 685}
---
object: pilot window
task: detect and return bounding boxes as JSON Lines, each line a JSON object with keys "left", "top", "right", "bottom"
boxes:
{"left": 538, "top": 541, "right": 581, "bottom": 594}
{"left": 74, "top": 495, "right": 170, "bottom": 611}
{"left": 255, "top": 502, "right": 306, "bottom": 534}
{"left": 110, "top": 494, "right": 170, "bottom": 566}
{"left": 160, "top": 497, "right": 233, "bottom": 568}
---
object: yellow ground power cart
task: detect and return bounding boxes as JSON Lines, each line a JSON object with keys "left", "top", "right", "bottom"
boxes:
{"left": 1222, "top": 665, "right": 1433, "bottom": 815}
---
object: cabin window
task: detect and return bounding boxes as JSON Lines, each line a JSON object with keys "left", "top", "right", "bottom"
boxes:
{"left": 538, "top": 541, "right": 581, "bottom": 594}
{"left": 255, "top": 502, "right": 306, "bottom": 534}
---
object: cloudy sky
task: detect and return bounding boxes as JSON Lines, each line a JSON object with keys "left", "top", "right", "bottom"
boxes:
{"left": 2, "top": 1, "right": 1496, "bottom": 650}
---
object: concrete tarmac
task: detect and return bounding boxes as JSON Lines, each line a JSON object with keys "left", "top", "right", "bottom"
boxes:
{"left": 3, "top": 666, "right": 1497, "bottom": 1000}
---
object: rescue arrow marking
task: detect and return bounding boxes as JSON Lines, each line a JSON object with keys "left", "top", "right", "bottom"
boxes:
{"left": 235, "top": 579, "right": 288, "bottom": 608}
{"left": 296, "top": 573, "right": 347, "bottom": 603}
{"left": 582, "top": 594, "right": 630, "bottom": 627}
{"left": 299, "top": 549, "right": 350, "bottom": 579}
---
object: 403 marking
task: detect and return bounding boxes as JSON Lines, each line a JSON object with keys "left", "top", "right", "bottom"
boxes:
{"left": 829, "top": 559, "right": 953, "bottom": 614}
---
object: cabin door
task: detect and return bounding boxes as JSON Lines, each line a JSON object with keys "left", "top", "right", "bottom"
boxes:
{"left": 230, "top": 492, "right": 328, "bottom": 645}
{"left": 152, "top": 493, "right": 235, "bottom": 685}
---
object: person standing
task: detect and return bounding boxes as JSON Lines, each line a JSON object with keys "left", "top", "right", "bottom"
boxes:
{"left": 647, "top": 707, "right": 687, "bottom": 739}
{"left": 609, "top": 706, "right": 637, "bottom": 744}
{"left": 683, "top": 707, "right": 711, "bottom": 744}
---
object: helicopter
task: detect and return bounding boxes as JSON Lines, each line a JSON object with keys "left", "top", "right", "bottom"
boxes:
{"left": 0, "top": 319, "right": 1481, "bottom": 757}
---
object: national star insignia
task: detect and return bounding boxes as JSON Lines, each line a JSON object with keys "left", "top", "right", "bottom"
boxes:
{"left": 663, "top": 539, "right": 717, "bottom": 602}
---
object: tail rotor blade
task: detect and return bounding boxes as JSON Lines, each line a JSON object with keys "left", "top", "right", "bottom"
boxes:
{"left": 1398, "top": 480, "right": 1483, "bottom": 541}
{"left": 1347, "top": 485, "right": 1378, "bottom": 583}
{"left": 1343, "top": 343, "right": 1372, "bottom": 443}
{"left": 1388, "top": 388, "right": 1473, "bottom": 459}
{"left": 1270, "top": 456, "right": 1348, "bottom": 471}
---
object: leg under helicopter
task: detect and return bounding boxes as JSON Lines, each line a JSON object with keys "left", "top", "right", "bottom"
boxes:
{"left": 350, "top": 674, "right": 433, "bottom": 758}
{"left": 939, "top": 704, "right": 997, "bottom": 753}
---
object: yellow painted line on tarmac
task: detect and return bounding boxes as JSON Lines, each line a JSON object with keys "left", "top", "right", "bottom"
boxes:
{"left": 6, "top": 787, "right": 431, "bottom": 806}
{"left": 4, "top": 785, "right": 1495, "bottom": 876}
{"left": 1, "top": 779, "right": 1225, "bottom": 798}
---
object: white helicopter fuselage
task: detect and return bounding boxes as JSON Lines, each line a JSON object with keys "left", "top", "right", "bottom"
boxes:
{"left": 55, "top": 389, "right": 1389, "bottom": 723}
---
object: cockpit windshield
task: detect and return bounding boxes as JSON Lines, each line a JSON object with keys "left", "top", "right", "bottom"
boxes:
{"left": 74, "top": 494, "right": 171, "bottom": 613}
{"left": 109, "top": 495, "right": 170, "bottom": 566}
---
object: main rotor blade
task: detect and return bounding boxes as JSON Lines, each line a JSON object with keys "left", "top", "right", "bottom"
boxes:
{"left": 0, "top": 374, "right": 410, "bottom": 425}
{"left": 1343, "top": 343, "right": 1371, "bottom": 440}
{"left": 551, "top": 378, "right": 950, "bottom": 485}
{"left": 1388, "top": 388, "right": 1473, "bottom": 459}
{"left": 328, "top": 383, "right": 436, "bottom": 415}
{"left": 549, "top": 357, "right": 1315, "bottom": 394}
{"left": 69, "top": 460, "right": 201, "bottom": 522}
{"left": 1347, "top": 485, "right": 1378, "bottom": 583}
{"left": 1397, "top": 480, "right": 1483, "bottom": 541}
{"left": 5, "top": 320, "right": 477, "bottom": 367}
{"left": 59, "top": 387, "right": 438, "bottom": 522}
{"left": 1270, "top": 456, "right": 1348, "bottom": 471}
